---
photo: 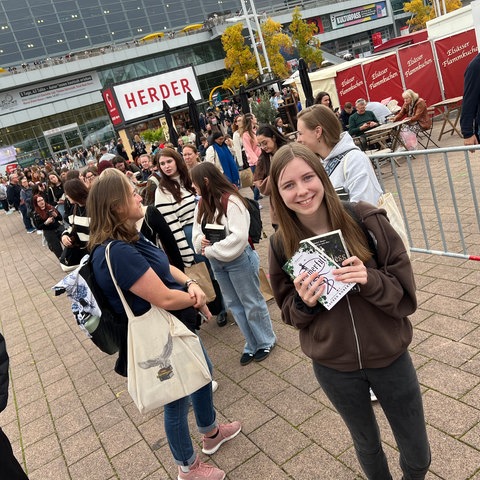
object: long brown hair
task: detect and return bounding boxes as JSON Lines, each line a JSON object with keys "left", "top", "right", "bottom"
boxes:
{"left": 190, "top": 162, "right": 248, "bottom": 224}
{"left": 87, "top": 169, "right": 139, "bottom": 250}
{"left": 155, "top": 148, "right": 195, "bottom": 203}
{"left": 297, "top": 104, "right": 342, "bottom": 149}
{"left": 269, "top": 143, "right": 372, "bottom": 261}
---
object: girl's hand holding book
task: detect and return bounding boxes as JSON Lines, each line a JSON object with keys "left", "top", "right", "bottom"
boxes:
{"left": 332, "top": 256, "right": 368, "bottom": 285}
{"left": 294, "top": 271, "right": 326, "bottom": 308}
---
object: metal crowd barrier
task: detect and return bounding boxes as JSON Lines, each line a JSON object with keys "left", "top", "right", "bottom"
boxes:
{"left": 369, "top": 145, "right": 480, "bottom": 261}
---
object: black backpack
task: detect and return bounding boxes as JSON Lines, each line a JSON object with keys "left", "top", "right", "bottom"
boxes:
{"left": 219, "top": 194, "right": 263, "bottom": 244}
{"left": 53, "top": 247, "right": 127, "bottom": 357}
{"left": 245, "top": 198, "right": 262, "bottom": 244}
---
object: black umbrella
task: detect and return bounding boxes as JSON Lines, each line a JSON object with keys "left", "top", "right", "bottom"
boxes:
{"left": 162, "top": 100, "right": 178, "bottom": 147}
{"left": 299, "top": 58, "right": 314, "bottom": 108}
{"left": 239, "top": 85, "right": 250, "bottom": 114}
{"left": 187, "top": 92, "right": 201, "bottom": 148}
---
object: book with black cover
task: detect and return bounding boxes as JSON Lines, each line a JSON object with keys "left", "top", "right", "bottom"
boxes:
{"left": 301, "top": 229, "right": 359, "bottom": 293}
{"left": 204, "top": 223, "right": 226, "bottom": 243}
{"left": 301, "top": 229, "right": 350, "bottom": 266}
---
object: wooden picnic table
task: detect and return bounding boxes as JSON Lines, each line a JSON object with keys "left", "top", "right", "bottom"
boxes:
{"left": 431, "top": 96, "right": 463, "bottom": 141}
{"left": 364, "top": 118, "right": 410, "bottom": 151}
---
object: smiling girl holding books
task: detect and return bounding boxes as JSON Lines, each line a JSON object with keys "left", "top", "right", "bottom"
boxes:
{"left": 191, "top": 162, "right": 276, "bottom": 365}
{"left": 268, "top": 143, "right": 430, "bottom": 480}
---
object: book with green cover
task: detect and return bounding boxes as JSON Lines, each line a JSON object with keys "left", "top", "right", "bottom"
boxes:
{"left": 282, "top": 242, "right": 356, "bottom": 310}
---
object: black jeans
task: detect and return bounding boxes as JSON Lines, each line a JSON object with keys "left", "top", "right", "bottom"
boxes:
{"left": 0, "top": 427, "right": 29, "bottom": 479}
{"left": 313, "top": 352, "right": 430, "bottom": 480}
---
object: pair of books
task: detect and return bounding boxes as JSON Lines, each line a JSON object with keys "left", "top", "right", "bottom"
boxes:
{"left": 283, "top": 230, "right": 356, "bottom": 310}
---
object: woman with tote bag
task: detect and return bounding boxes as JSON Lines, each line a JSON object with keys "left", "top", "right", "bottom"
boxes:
{"left": 87, "top": 169, "right": 241, "bottom": 480}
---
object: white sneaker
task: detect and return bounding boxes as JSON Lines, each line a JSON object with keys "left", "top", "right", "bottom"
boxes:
{"left": 370, "top": 388, "right": 377, "bottom": 402}
{"left": 36, "top": 230, "right": 43, "bottom": 235}
{"left": 212, "top": 380, "right": 218, "bottom": 393}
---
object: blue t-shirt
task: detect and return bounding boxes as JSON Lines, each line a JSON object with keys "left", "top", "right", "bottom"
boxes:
{"left": 91, "top": 234, "right": 183, "bottom": 316}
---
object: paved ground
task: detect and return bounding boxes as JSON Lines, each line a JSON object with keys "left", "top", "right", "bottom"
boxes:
{"left": 1, "top": 123, "right": 480, "bottom": 479}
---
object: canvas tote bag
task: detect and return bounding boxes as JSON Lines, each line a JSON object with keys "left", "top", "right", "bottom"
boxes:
{"left": 105, "top": 244, "right": 211, "bottom": 414}
{"left": 377, "top": 192, "right": 410, "bottom": 257}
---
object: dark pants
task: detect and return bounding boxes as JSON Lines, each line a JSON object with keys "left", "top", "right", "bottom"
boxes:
{"left": 19, "top": 205, "right": 33, "bottom": 230}
{"left": 43, "top": 227, "right": 64, "bottom": 258}
{"left": 0, "top": 427, "right": 29, "bottom": 479}
{"left": 313, "top": 352, "right": 430, "bottom": 480}
{"left": 0, "top": 198, "right": 8, "bottom": 211}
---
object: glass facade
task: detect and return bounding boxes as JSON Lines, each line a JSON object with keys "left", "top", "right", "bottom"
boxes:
{"left": 0, "top": 0, "right": 285, "bottom": 67}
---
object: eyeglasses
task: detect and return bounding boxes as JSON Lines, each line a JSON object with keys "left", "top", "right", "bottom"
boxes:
{"left": 85, "top": 174, "right": 96, "bottom": 180}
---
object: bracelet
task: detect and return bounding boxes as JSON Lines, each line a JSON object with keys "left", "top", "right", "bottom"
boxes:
{"left": 185, "top": 278, "right": 198, "bottom": 289}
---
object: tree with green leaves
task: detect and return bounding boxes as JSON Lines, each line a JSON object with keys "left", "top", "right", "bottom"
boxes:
{"left": 221, "top": 24, "right": 258, "bottom": 90}
{"left": 404, "top": 0, "right": 462, "bottom": 31}
{"left": 221, "top": 19, "right": 293, "bottom": 89}
{"left": 260, "top": 18, "right": 293, "bottom": 80}
{"left": 289, "top": 7, "right": 323, "bottom": 70}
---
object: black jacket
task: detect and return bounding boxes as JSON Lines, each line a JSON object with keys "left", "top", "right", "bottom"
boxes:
{"left": 0, "top": 333, "right": 9, "bottom": 412}
{"left": 460, "top": 53, "right": 480, "bottom": 141}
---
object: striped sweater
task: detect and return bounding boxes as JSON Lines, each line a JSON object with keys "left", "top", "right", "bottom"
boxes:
{"left": 154, "top": 184, "right": 196, "bottom": 267}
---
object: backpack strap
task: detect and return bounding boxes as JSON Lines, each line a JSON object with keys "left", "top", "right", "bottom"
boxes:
{"left": 324, "top": 147, "right": 358, "bottom": 177}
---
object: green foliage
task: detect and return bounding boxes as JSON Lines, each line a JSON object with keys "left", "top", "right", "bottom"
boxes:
{"left": 251, "top": 92, "right": 278, "bottom": 124}
{"left": 261, "top": 18, "right": 293, "bottom": 79}
{"left": 404, "top": 0, "right": 463, "bottom": 31}
{"left": 289, "top": 7, "right": 323, "bottom": 70}
{"left": 141, "top": 128, "right": 165, "bottom": 143}
{"left": 221, "top": 18, "right": 294, "bottom": 89}
{"left": 221, "top": 24, "right": 259, "bottom": 90}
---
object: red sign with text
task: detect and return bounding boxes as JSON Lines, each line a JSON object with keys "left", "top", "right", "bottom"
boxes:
{"left": 362, "top": 53, "right": 404, "bottom": 103}
{"left": 335, "top": 64, "right": 368, "bottom": 106}
{"left": 434, "top": 29, "right": 478, "bottom": 98}
{"left": 398, "top": 41, "right": 442, "bottom": 107}
{"left": 102, "top": 88, "right": 123, "bottom": 126}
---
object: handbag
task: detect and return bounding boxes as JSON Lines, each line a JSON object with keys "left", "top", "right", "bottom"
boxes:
{"left": 60, "top": 246, "right": 88, "bottom": 272}
{"left": 105, "top": 244, "right": 212, "bottom": 414}
{"left": 377, "top": 192, "right": 410, "bottom": 257}
{"left": 259, "top": 267, "right": 274, "bottom": 302}
{"left": 184, "top": 262, "right": 216, "bottom": 303}
{"left": 239, "top": 168, "right": 254, "bottom": 188}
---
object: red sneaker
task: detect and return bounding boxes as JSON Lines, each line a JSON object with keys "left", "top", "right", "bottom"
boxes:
{"left": 202, "top": 421, "right": 242, "bottom": 455}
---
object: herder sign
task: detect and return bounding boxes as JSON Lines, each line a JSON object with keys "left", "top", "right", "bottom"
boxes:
{"left": 108, "top": 66, "right": 202, "bottom": 123}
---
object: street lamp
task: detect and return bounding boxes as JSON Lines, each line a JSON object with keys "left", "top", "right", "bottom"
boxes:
{"left": 227, "top": 0, "right": 272, "bottom": 80}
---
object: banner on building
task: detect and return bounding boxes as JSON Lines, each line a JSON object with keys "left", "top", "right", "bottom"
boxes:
{"left": 0, "top": 72, "right": 102, "bottom": 115}
{"left": 330, "top": 2, "right": 387, "bottom": 30}
{"left": 110, "top": 66, "right": 202, "bottom": 123}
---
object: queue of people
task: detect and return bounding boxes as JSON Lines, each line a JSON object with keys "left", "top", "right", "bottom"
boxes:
{"left": 1, "top": 90, "right": 434, "bottom": 480}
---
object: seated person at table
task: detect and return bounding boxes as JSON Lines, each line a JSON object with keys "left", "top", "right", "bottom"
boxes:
{"left": 366, "top": 101, "right": 392, "bottom": 124}
{"left": 393, "top": 89, "right": 431, "bottom": 132}
{"left": 339, "top": 102, "right": 356, "bottom": 131}
{"left": 349, "top": 99, "right": 380, "bottom": 150}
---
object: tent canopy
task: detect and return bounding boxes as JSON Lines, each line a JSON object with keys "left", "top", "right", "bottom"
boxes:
{"left": 140, "top": 32, "right": 164, "bottom": 42}
{"left": 181, "top": 24, "right": 203, "bottom": 33}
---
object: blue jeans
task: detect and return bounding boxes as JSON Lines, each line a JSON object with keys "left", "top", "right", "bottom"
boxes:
{"left": 209, "top": 247, "right": 276, "bottom": 354}
{"left": 250, "top": 166, "right": 261, "bottom": 200}
{"left": 19, "top": 204, "right": 33, "bottom": 230}
{"left": 313, "top": 352, "right": 430, "bottom": 480}
{"left": 164, "top": 341, "right": 217, "bottom": 466}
